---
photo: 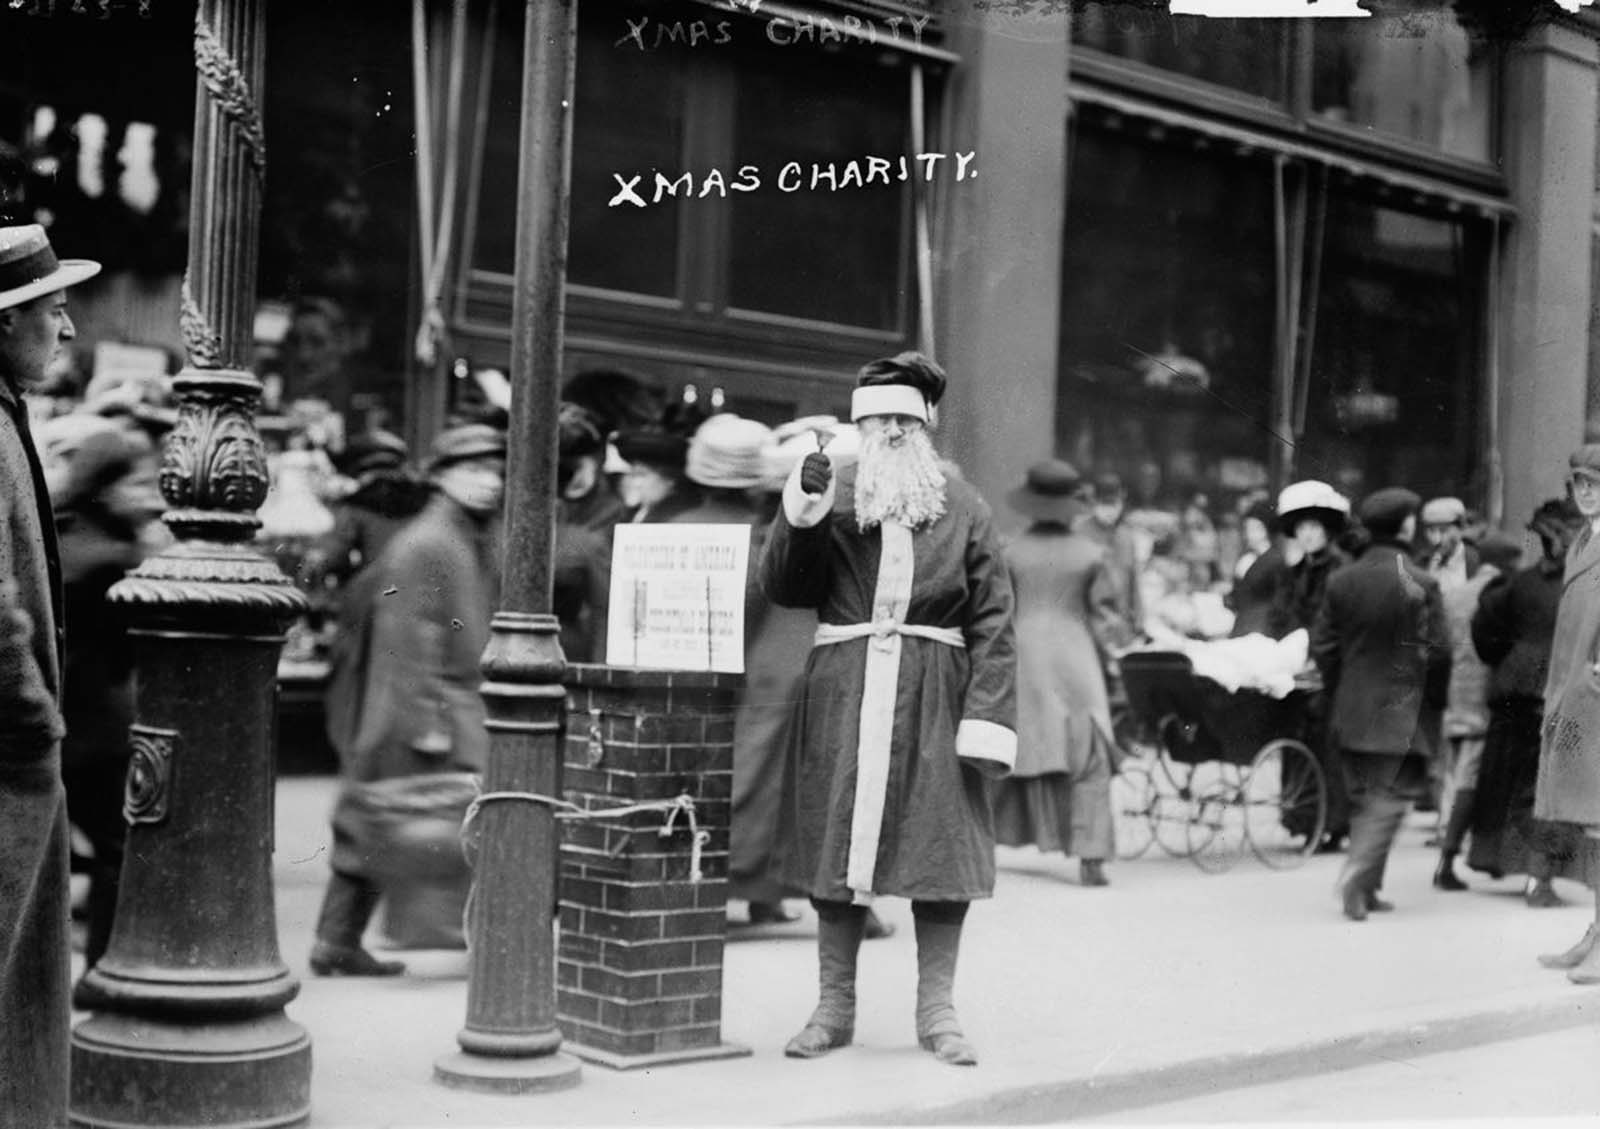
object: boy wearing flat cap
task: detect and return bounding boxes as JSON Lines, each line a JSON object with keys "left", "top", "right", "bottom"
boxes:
{"left": 1311, "top": 487, "right": 1451, "bottom": 921}
{"left": 1416, "top": 495, "right": 1499, "bottom": 893}
{"left": 1532, "top": 445, "right": 1600, "bottom": 983}
{"left": 761, "top": 351, "right": 1017, "bottom": 1066}
{"left": 0, "top": 223, "right": 100, "bottom": 1121}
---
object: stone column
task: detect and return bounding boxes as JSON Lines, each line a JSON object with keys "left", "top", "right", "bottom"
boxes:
{"left": 1500, "top": 16, "right": 1598, "bottom": 529}
{"left": 69, "top": 1, "right": 313, "bottom": 1126}
{"left": 936, "top": 5, "right": 1070, "bottom": 529}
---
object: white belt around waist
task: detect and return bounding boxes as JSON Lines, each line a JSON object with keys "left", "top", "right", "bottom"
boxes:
{"left": 813, "top": 621, "right": 966, "bottom": 650}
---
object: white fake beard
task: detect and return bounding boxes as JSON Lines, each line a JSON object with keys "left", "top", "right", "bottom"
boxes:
{"left": 854, "top": 428, "right": 947, "bottom": 532}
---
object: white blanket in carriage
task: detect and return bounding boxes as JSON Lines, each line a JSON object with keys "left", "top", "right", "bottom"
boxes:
{"left": 1137, "top": 629, "right": 1309, "bottom": 700}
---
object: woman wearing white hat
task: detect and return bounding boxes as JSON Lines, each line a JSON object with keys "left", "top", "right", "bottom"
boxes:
{"left": 1270, "top": 479, "right": 1353, "bottom": 852}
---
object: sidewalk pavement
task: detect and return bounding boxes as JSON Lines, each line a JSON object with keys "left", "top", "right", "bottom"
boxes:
{"left": 81, "top": 775, "right": 1600, "bottom": 1126}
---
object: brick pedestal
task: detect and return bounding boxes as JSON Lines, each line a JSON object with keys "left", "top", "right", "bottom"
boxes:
{"left": 557, "top": 664, "right": 750, "bottom": 1069}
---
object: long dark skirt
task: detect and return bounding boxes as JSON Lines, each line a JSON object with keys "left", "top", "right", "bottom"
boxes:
{"left": 1468, "top": 696, "right": 1583, "bottom": 879}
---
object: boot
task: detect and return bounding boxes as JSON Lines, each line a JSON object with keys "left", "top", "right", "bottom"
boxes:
{"left": 1526, "top": 879, "right": 1565, "bottom": 909}
{"left": 914, "top": 917, "right": 978, "bottom": 1066}
{"left": 1432, "top": 853, "right": 1468, "bottom": 892}
{"left": 1079, "top": 859, "right": 1109, "bottom": 887}
{"left": 310, "top": 872, "right": 405, "bottom": 977}
{"left": 864, "top": 908, "right": 896, "bottom": 940}
{"left": 784, "top": 904, "right": 865, "bottom": 1058}
{"left": 1538, "top": 923, "right": 1598, "bottom": 970}
{"left": 1568, "top": 934, "right": 1600, "bottom": 985}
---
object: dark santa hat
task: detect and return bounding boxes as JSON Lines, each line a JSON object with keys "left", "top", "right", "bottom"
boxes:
{"left": 851, "top": 351, "right": 947, "bottom": 424}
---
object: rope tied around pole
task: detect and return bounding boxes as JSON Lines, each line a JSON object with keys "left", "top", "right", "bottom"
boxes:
{"left": 456, "top": 788, "right": 710, "bottom": 955}
{"left": 459, "top": 788, "right": 709, "bottom": 883}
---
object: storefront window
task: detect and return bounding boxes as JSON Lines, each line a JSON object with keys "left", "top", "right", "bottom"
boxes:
{"left": 726, "top": 46, "right": 909, "bottom": 330}
{"left": 258, "top": 0, "right": 416, "bottom": 432}
{"left": 1071, "top": 3, "right": 1291, "bottom": 104}
{"left": 1311, "top": 6, "right": 1494, "bottom": 163}
{"left": 472, "top": 6, "right": 687, "bottom": 297}
{"left": 1297, "top": 196, "right": 1485, "bottom": 502}
{"left": 567, "top": 10, "right": 686, "bottom": 296}
{"left": 1057, "top": 126, "right": 1277, "bottom": 509}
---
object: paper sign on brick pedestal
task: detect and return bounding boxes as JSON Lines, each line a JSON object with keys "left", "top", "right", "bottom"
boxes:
{"left": 605, "top": 524, "right": 751, "bottom": 673}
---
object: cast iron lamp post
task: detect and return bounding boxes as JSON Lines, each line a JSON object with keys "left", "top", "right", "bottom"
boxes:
{"left": 432, "top": 0, "right": 583, "bottom": 1095}
{"left": 69, "top": 0, "right": 313, "bottom": 1125}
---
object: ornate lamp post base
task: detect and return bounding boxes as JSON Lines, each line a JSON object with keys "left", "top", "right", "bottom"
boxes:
{"left": 70, "top": 1014, "right": 310, "bottom": 1129}
{"left": 433, "top": 1049, "right": 583, "bottom": 1095}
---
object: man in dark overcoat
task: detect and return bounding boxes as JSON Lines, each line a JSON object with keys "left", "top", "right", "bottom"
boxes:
{"left": 1311, "top": 487, "right": 1451, "bottom": 921}
{"left": 313, "top": 423, "right": 505, "bottom": 975}
{"left": 0, "top": 223, "right": 100, "bottom": 1124}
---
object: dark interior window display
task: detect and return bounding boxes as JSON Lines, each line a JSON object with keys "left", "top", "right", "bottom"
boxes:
{"left": 726, "top": 44, "right": 910, "bottom": 331}
{"left": 568, "top": 17, "right": 687, "bottom": 298}
{"left": 1057, "top": 125, "right": 1277, "bottom": 509}
{"left": 1311, "top": 4, "right": 1495, "bottom": 163}
{"left": 0, "top": 2, "right": 194, "bottom": 272}
{"left": 1070, "top": 3, "right": 1292, "bottom": 104}
{"left": 472, "top": 2, "right": 687, "bottom": 294}
{"left": 1296, "top": 196, "right": 1485, "bottom": 504}
{"left": 259, "top": 0, "right": 417, "bottom": 432}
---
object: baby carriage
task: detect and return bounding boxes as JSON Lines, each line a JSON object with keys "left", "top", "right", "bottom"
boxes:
{"left": 1111, "top": 650, "right": 1327, "bottom": 872}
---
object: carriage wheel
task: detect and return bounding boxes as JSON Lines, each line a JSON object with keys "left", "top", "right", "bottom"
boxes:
{"left": 1112, "top": 761, "right": 1158, "bottom": 860}
{"left": 1152, "top": 756, "right": 1197, "bottom": 857}
{"left": 1112, "top": 704, "right": 1159, "bottom": 761}
{"left": 1186, "top": 777, "right": 1246, "bottom": 873}
{"left": 1243, "top": 739, "right": 1326, "bottom": 870}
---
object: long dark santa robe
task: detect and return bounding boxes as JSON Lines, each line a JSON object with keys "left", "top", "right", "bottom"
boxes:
{"left": 761, "top": 461, "right": 1017, "bottom": 904}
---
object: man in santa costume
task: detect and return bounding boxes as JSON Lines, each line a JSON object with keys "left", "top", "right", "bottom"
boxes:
{"left": 762, "top": 351, "right": 1017, "bottom": 1066}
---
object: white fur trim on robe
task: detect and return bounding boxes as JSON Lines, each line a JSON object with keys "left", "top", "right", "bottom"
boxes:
{"left": 956, "top": 718, "right": 1016, "bottom": 779}
{"left": 781, "top": 457, "right": 836, "bottom": 529}
{"left": 844, "top": 521, "right": 916, "bottom": 905}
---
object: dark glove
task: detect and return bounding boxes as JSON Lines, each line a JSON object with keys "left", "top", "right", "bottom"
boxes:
{"left": 800, "top": 451, "right": 832, "bottom": 497}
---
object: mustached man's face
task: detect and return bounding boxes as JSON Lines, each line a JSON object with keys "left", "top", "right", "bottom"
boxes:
{"left": 858, "top": 413, "right": 924, "bottom": 448}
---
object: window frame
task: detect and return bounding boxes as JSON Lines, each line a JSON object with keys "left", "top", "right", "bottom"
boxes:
{"left": 1068, "top": 12, "right": 1507, "bottom": 192}
{"left": 451, "top": 4, "right": 932, "bottom": 361}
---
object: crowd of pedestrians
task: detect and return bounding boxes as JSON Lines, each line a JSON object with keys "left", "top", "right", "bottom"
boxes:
{"left": 8, "top": 219, "right": 1600, "bottom": 1118}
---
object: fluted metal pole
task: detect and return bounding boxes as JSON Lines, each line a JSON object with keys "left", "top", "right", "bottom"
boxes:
{"left": 69, "top": 0, "right": 312, "bottom": 1124}
{"left": 432, "top": 0, "right": 582, "bottom": 1094}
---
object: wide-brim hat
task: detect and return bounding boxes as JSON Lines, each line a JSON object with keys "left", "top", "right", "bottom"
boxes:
{"left": 614, "top": 429, "right": 688, "bottom": 472}
{"left": 686, "top": 412, "right": 773, "bottom": 489}
{"left": 1007, "top": 458, "right": 1089, "bottom": 524}
{"left": 1276, "top": 479, "right": 1350, "bottom": 537}
{"left": 0, "top": 224, "right": 101, "bottom": 312}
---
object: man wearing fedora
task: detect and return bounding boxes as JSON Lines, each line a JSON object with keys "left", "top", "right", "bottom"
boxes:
{"left": 1311, "top": 487, "right": 1451, "bottom": 921}
{"left": 762, "top": 351, "right": 1017, "bottom": 1067}
{"left": 315, "top": 423, "right": 506, "bottom": 974}
{"left": 0, "top": 223, "right": 101, "bottom": 1122}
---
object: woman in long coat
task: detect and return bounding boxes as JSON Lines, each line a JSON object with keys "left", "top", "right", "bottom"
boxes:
{"left": 1532, "top": 446, "right": 1600, "bottom": 982}
{"left": 1468, "top": 499, "right": 1583, "bottom": 902}
{"left": 994, "top": 460, "right": 1133, "bottom": 887}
